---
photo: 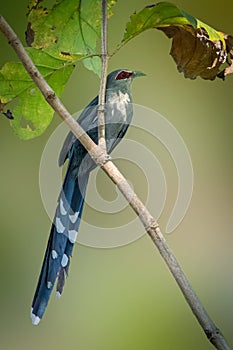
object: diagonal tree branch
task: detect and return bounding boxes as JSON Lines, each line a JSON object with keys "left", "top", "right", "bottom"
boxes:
{"left": 0, "top": 14, "right": 231, "bottom": 350}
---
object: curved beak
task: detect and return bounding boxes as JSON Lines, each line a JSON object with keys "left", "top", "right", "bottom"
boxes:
{"left": 133, "top": 71, "right": 146, "bottom": 78}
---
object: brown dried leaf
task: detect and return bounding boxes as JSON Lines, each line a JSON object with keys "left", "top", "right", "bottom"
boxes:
{"left": 217, "top": 34, "right": 233, "bottom": 79}
{"left": 158, "top": 25, "right": 227, "bottom": 80}
{"left": 123, "top": 2, "right": 233, "bottom": 81}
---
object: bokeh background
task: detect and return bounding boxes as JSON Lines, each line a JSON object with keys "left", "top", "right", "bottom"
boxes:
{"left": 0, "top": 1, "right": 233, "bottom": 349}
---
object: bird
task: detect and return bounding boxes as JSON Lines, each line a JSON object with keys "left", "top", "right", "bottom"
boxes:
{"left": 31, "top": 69, "right": 145, "bottom": 325}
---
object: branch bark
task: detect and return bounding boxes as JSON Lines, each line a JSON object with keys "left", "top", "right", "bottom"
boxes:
{"left": 97, "top": 0, "right": 109, "bottom": 151}
{"left": 0, "top": 13, "right": 231, "bottom": 350}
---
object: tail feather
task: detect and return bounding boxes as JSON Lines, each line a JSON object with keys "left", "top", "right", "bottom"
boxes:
{"left": 31, "top": 162, "right": 89, "bottom": 325}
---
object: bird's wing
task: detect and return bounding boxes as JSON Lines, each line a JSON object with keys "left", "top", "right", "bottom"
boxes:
{"left": 106, "top": 104, "right": 133, "bottom": 154}
{"left": 107, "top": 123, "right": 131, "bottom": 154}
{"left": 58, "top": 96, "right": 98, "bottom": 167}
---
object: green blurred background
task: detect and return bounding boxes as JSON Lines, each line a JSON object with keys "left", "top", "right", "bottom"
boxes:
{"left": 0, "top": 1, "right": 233, "bottom": 349}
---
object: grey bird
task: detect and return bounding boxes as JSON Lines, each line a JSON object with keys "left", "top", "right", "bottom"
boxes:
{"left": 31, "top": 69, "right": 145, "bottom": 325}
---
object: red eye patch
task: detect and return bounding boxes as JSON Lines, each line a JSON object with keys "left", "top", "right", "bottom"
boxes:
{"left": 115, "top": 70, "right": 133, "bottom": 80}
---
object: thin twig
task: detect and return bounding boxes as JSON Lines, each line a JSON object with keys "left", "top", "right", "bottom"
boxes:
{"left": 98, "top": 0, "right": 109, "bottom": 150}
{"left": 0, "top": 14, "right": 231, "bottom": 350}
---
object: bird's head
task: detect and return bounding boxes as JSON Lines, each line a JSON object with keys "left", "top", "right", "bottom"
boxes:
{"left": 106, "top": 69, "right": 145, "bottom": 92}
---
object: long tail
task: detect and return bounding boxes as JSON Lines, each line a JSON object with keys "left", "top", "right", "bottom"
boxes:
{"left": 31, "top": 160, "right": 89, "bottom": 325}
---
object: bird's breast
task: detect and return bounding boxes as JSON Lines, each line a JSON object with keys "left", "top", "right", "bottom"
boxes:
{"left": 107, "top": 90, "right": 131, "bottom": 123}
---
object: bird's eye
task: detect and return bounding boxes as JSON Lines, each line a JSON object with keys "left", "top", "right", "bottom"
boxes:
{"left": 115, "top": 71, "right": 133, "bottom": 80}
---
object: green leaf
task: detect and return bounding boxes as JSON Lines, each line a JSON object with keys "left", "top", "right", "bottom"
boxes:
{"left": 83, "top": 56, "right": 102, "bottom": 78}
{"left": 122, "top": 2, "right": 224, "bottom": 44}
{"left": 11, "top": 65, "right": 74, "bottom": 140}
{"left": 0, "top": 49, "right": 75, "bottom": 139}
{"left": 1, "top": 0, "right": 117, "bottom": 139}
{"left": 26, "top": 0, "right": 116, "bottom": 74}
{"left": 121, "top": 2, "right": 231, "bottom": 80}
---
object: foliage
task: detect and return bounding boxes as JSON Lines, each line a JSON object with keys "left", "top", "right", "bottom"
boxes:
{"left": 121, "top": 2, "right": 233, "bottom": 80}
{"left": 0, "top": 0, "right": 116, "bottom": 139}
{"left": 0, "top": 1, "right": 233, "bottom": 139}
